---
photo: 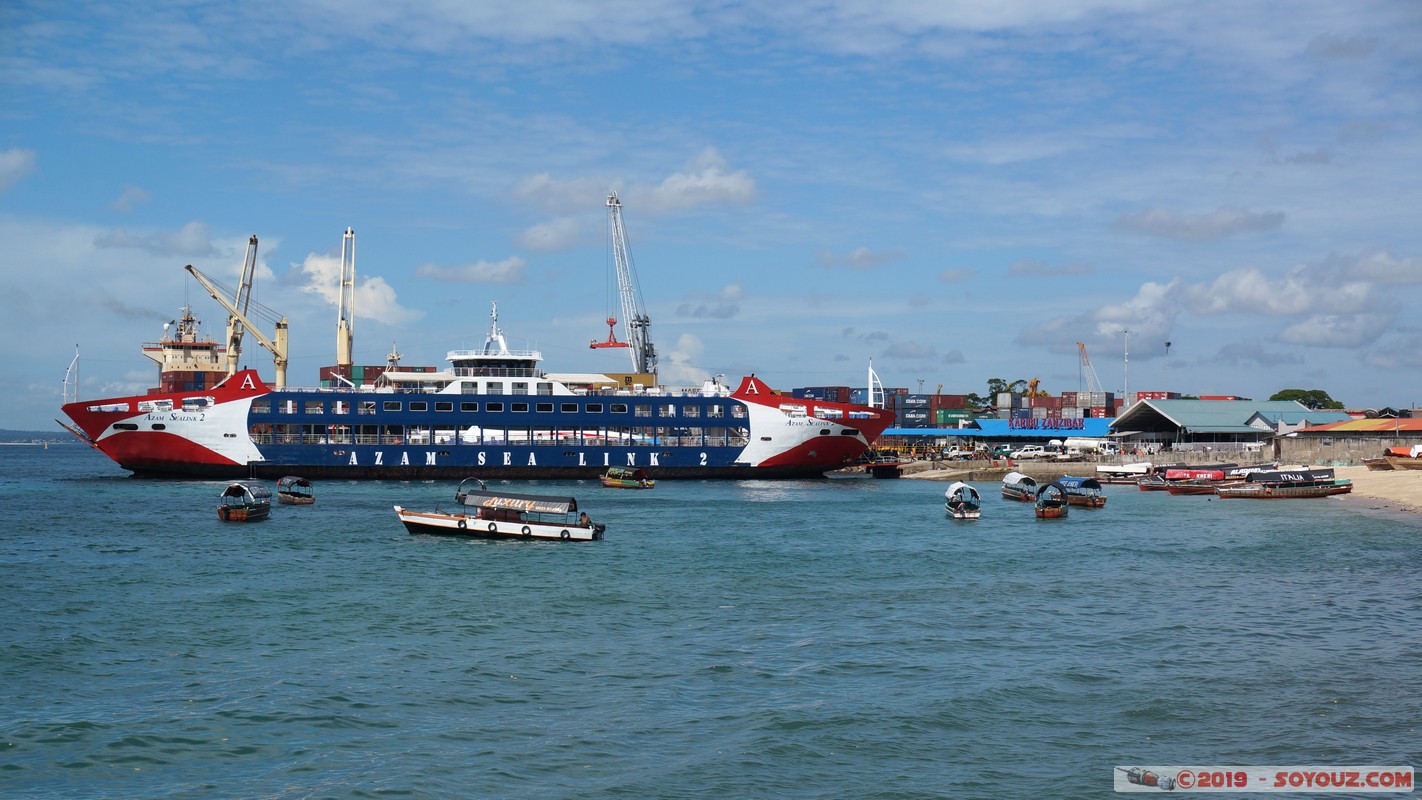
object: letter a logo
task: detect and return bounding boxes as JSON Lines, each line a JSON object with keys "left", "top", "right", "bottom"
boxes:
{"left": 241, "top": 374, "right": 256, "bottom": 390}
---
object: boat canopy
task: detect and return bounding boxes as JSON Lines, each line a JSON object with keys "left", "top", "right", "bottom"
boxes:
{"left": 1002, "top": 471, "right": 1036, "bottom": 487}
{"left": 220, "top": 483, "right": 272, "bottom": 500}
{"left": 1246, "top": 468, "right": 1334, "bottom": 483}
{"left": 1035, "top": 481, "right": 1068, "bottom": 499}
{"left": 456, "top": 487, "right": 578, "bottom": 514}
{"left": 606, "top": 467, "right": 649, "bottom": 479}
{"left": 1057, "top": 476, "right": 1101, "bottom": 491}
{"left": 945, "top": 481, "right": 981, "bottom": 500}
{"left": 277, "top": 476, "right": 313, "bottom": 491}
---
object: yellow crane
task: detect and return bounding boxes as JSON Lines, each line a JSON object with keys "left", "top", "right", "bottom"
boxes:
{"left": 185, "top": 250, "right": 289, "bottom": 387}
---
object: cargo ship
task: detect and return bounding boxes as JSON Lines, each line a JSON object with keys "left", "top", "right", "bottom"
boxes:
{"left": 59, "top": 203, "right": 891, "bottom": 479}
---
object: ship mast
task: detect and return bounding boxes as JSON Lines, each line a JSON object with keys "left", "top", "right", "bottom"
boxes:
{"left": 596, "top": 192, "right": 657, "bottom": 376}
{"left": 225, "top": 235, "right": 260, "bottom": 376}
{"left": 337, "top": 227, "right": 355, "bottom": 369}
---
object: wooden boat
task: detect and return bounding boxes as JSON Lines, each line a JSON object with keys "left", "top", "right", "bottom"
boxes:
{"left": 1136, "top": 473, "right": 1171, "bottom": 491}
{"left": 276, "top": 475, "right": 315, "bottom": 505}
{"left": 1058, "top": 476, "right": 1107, "bottom": 507}
{"left": 1166, "top": 479, "right": 1231, "bottom": 496}
{"left": 1217, "top": 468, "right": 1352, "bottom": 499}
{"left": 1363, "top": 457, "right": 1394, "bottom": 471}
{"left": 1001, "top": 471, "right": 1038, "bottom": 502}
{"left": 1384, "top": 445, "right": 1422, "bottom": 470}
{"left": 218, "top": 482, "right": 272, "bottom": 521}
{"left": 1095, "top": 462, "right": 1153, "bottom": 484}
{"left": 1034, "top": 481, "right": 1069, "bottom": 518}
{"left": 600, "top": 466, "right": 655, "bottom": 489}
{"left": 394, "top": 478, "right": 605, "bottom": 541}
{"left": 944, "top": 481, "right": 982, "bottom": 520}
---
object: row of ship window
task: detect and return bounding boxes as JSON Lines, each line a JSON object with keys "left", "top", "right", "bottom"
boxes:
{"left": 251, "top": 399, "right": 742, "bottom": 418}
{"left": 246, "top": 423, "right": 753, "bottom": 447}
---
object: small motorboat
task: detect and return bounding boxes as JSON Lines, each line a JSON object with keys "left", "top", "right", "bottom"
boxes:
{"left": 944, "top": 481, "right": 982, "bottom": 520}
{"left": 394, "top": 478, "right": 605, "bottom": 542}
{"left": 1058, "top": 476, "right": 1107, "bottom": 507}
{"left": 601, "top": 466, "right": 655, "bottom": 489}
{"left": 218, "top": 482, "right": 272, "bottom": 521}
{"left": 276, "top": 475, "right": 315, "bottom": 505}
{"left": 1001, "top": 471, "right": 1038, "bottom": 502}
{"left": 1034, "top": 481, "right": 1069, "bottom": 519}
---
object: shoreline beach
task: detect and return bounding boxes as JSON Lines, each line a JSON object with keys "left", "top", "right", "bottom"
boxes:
{"left": 900, "top": 462, "right": 1421, "bottom": 517}
{"left": 1334, "top": 465, "right": 1422, "bottom": 516}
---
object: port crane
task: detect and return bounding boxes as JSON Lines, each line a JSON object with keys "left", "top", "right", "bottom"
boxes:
{"left": 336, "top": 227, "right": 355, "bottom": 370}
{"left": 590, "top": 191, "right": 657, "bottom": 376}
{"left": 185, "top": 238, "right": 289, "bottom": 387}
{"left": 1077, "top": 342, "right": 1105, "bottom": 396}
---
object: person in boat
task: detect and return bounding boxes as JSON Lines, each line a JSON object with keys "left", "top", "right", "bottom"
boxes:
{"left": 579, "top": 511, "right": 591, "bottom": 527}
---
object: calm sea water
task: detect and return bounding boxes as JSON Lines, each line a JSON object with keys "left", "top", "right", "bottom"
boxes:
{"left": 2, "top": 446, "right": 1419, "bottom": 799}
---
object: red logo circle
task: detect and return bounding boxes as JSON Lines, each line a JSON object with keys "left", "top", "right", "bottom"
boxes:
{"left": 1176, "top": 769, "right": 1195, "bottom": 789}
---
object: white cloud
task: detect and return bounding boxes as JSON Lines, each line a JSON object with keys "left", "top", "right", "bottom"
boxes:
{"left": 415, "top": 256, "right": 527, "bottom": 284}
{"left": 110, "top": 185, "right": 150, "bottom": 213}
{"left": 94, "top": 221, "right": 216, "bottom": 257}
{"left": 659, "top": 332, "right": 710, "bottom": 385}
{"left": 517, "top": 216, "right": 583, "bottom": 252}
{"left": 297, "top": 251, "right": 422, "bottom": 326}
{"left": 1008, "top": 259, "right": 1091, "bottom": 277}
{"left": 0, "top": 148, "right": 37, "bottom": 192}
{"left": 1113, "top": 207, "right": 1285, "bottom": 241}
{"left": 640, "top": 148, "right": 756, "bottom": 213}
{"left": 676, "top": 283, "right": 743, "bottom": 319}
{"left": 1277, "top": 313, "right": 1391, "bottom": 348}
{"left": 815, "top": 246, "right": 905, "bottom": 270}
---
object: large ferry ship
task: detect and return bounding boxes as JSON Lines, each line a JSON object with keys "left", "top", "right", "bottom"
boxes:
{"left": 59, "top": 204, "right": 891, "bottom": 479}
{"left": 60, "top": 304, "right": 890, "bottom": 479}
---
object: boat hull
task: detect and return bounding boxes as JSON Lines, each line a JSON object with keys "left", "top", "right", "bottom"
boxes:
{"left": 1217, "top": 481, "right": 1353, "bottom": 499}
{"left": 61, "top": 370, "right": 891, "bottom": 480}
{"left": 394, "top": 506, "right": 604, "bottom": 541}
{"left": 218, "top": 504, "right": 270, "bottom": 521}
{"left": 1035, "top": 504, "right": 1068, "bottom": 518}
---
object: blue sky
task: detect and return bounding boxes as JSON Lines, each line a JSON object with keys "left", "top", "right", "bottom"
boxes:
{"left": 4, "top": 0, "right": 1421, "bottom": 430}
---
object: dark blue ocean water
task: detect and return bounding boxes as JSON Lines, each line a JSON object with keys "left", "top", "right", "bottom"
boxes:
{"left": 2, "top": 446, "right": 1419, "bottom": 799}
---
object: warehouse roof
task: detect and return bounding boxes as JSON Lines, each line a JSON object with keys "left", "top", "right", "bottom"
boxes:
{"left": 1110, "top": 399, "right": 1313, "bottom": 435}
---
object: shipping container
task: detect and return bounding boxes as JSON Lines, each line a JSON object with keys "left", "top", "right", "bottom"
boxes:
{"left": 930, "top": 394, "right": 968, "bottom": 409}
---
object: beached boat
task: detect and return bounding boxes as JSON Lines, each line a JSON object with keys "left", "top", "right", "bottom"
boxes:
{"left": 218, "top": 482, "right": 272, "bottom": 521}
{"left": 1363, "top": 457, "right": 1394, "bottom": 471}
{"left": 1034, "top": 481, "right": 1069, "bottom": 518}
{"left": 944, "top": 481, "right": 982, "bottom": 520}
{"left": 1136, "top": 473, "right": 1171, "bottom": 491}
{"left": 1384, "top": 445, "right": 1422, "bottom": 470}
{"left": 601, "top": 466, "right": 654, "bottom": 489}
{"left": 1058, "top": 476, "right": 1107, "bottom": 507}
{"left": 1001, "top": 471, "right": 1038, "bottom": 502}
{"left": 1216, "top": 468, "right": 1351, "bottom": 499}
{"left": 276, "top": 475, "right": 315, "bottom": 505}
{"left": 1095, "top": 462, "right": 1153, "bottom": 484}
{"left": 394, "top": 478, "right": 605, "bottom": 541}
{"left": 1166, "top": 479, "right": 1229, "bottom": 496}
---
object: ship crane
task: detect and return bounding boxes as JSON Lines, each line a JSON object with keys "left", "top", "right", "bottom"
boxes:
{"left": 1078, "top": 342, "right": 1105, "bottom": 396}
{"left": 185, "top": 256, "right": 289, "bottom": 388}
{"left": 590, "top": 191, "right": 657, "bottom": 377}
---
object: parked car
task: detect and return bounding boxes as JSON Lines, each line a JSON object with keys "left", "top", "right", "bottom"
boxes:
{"left": 1010, "top": 445, "right": 1049, "bottom": 459}
{"left": 991, "top": 444, "right": 1013, "bottom": 457}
